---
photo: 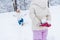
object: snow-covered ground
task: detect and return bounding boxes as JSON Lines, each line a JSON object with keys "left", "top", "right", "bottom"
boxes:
{"left": 0, "top": 5, "right": 60, "bottom": 40}
{"left": 49, "top": 5, "right": 60, "bottom": 40}
{"left": 0, "top": 10, "right": 33, "bottom": 40}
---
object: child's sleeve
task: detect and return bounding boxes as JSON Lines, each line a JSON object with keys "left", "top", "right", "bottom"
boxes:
{"left": 29, "top": 5, "right": 40, "bottom": 24}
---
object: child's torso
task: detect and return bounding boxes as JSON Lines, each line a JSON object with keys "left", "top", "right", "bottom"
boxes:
{"left": 30, "top": 0, "right": 50, "bottom": 30}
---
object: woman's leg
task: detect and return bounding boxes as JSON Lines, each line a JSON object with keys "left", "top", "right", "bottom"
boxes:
{"left": 33, "top": 30, "right": 42, "bottom": 40}
{"left": 42, "top": 29, "right": 48, "bottom": 40}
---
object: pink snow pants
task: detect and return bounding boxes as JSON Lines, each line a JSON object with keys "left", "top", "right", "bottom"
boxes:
{"left": 33, "top": 29, "right": 48, "bottom": 40}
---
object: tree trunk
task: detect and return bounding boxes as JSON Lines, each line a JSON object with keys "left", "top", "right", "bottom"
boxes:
{"left": 12, "top": 0, "right": 17, "bottom": 11}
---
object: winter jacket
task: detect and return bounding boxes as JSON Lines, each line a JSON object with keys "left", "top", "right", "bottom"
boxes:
{"left": 29, "top": 0, "right": 51, "bottom": 30}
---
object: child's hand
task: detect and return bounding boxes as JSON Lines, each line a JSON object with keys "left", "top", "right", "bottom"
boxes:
{"left": 39, "top": 15, "right": 51, "bottom": 27}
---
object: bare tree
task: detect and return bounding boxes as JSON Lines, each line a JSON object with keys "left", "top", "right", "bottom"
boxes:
{"left": 48, "top": 0, "right": 49, "bottom": 8}
{"left": 12, "top": 0, "right": 17, "bottom": 11}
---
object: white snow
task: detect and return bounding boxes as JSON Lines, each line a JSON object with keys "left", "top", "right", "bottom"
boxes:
{"left": 49, "top": 5, "right": 60, "bottom": 40}
{"left": 0, "top": 5, "right": 60, "bottom": 40}
{"left": 0, "top": 10, "right": 33, "bottom": 40}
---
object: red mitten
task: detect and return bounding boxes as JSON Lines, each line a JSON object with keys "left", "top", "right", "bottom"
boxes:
{"left": 40, "top": 22, "right": 51, "bottom": 27}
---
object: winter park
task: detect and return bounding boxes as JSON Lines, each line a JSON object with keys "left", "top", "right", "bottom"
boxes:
{"left": 0, "top": 0, "right": 60, "bottom": 40}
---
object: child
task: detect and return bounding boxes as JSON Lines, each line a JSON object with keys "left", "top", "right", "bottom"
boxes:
{"left": 16, "top": 9, "right": 24, "bottom": 26}
{"left": 29, "top": 0, "right": 51, "bottom": 40}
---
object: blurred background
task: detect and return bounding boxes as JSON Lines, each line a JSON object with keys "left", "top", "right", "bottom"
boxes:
{"left": 0, "top": 0, "right": 60, "bottom": 13}
{"left": 0, "top": 0, "right": 31, "bottom": 13}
